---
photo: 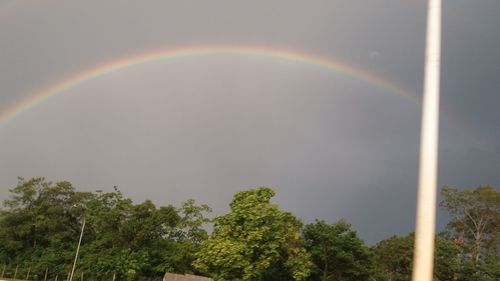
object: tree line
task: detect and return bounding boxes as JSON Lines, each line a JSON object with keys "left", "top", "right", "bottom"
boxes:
{"left": 0, "top": 178, "right": 498, "bottom": 281}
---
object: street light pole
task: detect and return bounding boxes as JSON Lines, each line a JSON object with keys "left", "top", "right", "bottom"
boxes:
{"left": 69, "top": 216, "right": 85, "bottom": 281}
{"left": 412, "top": 0, "right": 442, "bottom": 281}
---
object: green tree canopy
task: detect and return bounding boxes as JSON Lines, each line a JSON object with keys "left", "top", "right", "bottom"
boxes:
{"left": 439, "top": 185, "right": 500, "bottom": 280}
{"left": 303, "top": 219, "right": 375, "bottom": 281}
{"left": 440, "top": 185, "right": 499, "bottom": 261}
{"left": 0, "top": 178, "right": 212, "bottom": 281}
{"left": 0, "top": 177, "right": 93, "bottom": 275}
{"left": 193, "top": 187, "right": 312, "bottom": 281}
{"left": 372, "top": 233, "right": 463, "bottom": 281}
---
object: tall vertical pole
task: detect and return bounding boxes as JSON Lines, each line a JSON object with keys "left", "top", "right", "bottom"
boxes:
{"left": 412, "top": 0, "right": 442, "bottom": 281}
{"left": 25, "top": 266, "right": 31, "bottom": 280}
{"left": 70, "top": 217, "right": 85, "bottom": 281}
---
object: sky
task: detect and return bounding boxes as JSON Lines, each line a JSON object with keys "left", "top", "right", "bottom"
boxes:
{"left": 0, "top": 0, "right": 499, "bottom": 244}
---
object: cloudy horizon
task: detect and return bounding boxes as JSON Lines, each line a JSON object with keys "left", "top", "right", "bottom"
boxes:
{"left": 1, "top": 0, "right": 499, "bottom": 244}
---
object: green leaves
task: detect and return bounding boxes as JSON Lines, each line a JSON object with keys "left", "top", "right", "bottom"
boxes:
{"left": 440, "top": 186, "right": 500, "bottom": 280}
{"left": 440, "top": 186, "right": 500, "bottom": 260}
{"left": 1, "top": 180, "right": 497, "bottom": 280}
{"left": 372, "top": 234, "right": 414, "bottom": 281}
{"left": 372, "top": 233, "right": 477, "bottom": 281}
{"left": 194, "top": 187, "right": 312, "bottom": 281}
{"left": 303, "top": 220, "right": 375, "bottom": 281}
{"left": 0, "top": 178, "right": 212, "bottom": 280}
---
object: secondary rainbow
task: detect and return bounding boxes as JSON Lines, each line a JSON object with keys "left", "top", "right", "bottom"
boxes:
{"left": 0, "top": 45, "right": 419, "bottom": 126}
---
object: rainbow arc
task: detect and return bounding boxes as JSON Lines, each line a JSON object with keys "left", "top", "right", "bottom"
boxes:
{"left": 0, "top": 46, "right": 418, "bottom": 126}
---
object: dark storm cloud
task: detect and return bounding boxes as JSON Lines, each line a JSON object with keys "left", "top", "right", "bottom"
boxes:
{"left": 0, "top": 1, "right": 499, "bottom": 244}
{"left": 438, "top": 1, "right": 500, "bottom": 192}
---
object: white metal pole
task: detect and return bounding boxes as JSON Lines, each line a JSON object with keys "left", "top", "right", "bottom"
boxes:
{"left": 70, "top": 216, "right": 85, "bottom": 281}
{"left": 412, "top": 0, "right": 442, "bottom": 280}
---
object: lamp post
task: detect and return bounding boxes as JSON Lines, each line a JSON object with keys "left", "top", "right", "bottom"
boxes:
{"left": 69, "top": 210, "right": 86, "bottom": 281}
{"left": 412, "top": 0, "right": 442, "bottom": 280}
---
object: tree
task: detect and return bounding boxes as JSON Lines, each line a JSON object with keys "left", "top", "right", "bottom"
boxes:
{"left": 372, "top": 233, "right": 461, "bottom": 281}
{"left": 79, "top": 189, "right": 211, "bottom": 280}
{"left": 163, "top": 199, "right": 212, "bottom": 274}
{"left": 193, "top": 187, "right": 312, "bottom": 281}
{"left": 457, "top": 253, "right": 500, "bottom": 281}
{"left": 82, "top": 191, "right": 182, "bottom": 280}
{"left": 0, "top": 178, "right": 213, "bottom": 280}
{"left": 175, "top": 199, "right": 212, "bottom": 243}
{"left": 372, "top": 234, "right": 413, "bottom": 281}
{"left": 434, "top": 234, "right": 462, "bottom": 281}
{"left": 440, "top": 186, "right": 499, "bottom": 261}
{"left": 302, "top": 220, "right": 375, "bottom": 281}
{"left": 0, "top": 177, "right": 93, "bottom": 274}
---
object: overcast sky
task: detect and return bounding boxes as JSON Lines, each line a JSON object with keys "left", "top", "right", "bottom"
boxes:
{"left": 1, "top": 0, "right": 499, "bottom": 244}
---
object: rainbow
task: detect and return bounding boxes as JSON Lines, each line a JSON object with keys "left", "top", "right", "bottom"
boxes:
{"left": 0, "top": 46, "right": 419, "bottom": 126}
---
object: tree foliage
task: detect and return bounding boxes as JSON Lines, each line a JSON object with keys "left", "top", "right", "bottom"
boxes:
{"left": 440, "top": 185, "right": 500, "bottom": 280}
{"left": 440, "top": 186, "right": 499, "bottom": 261}
{"left": 303, "top": 220, "right": 375, "bottom": 281}
{"left": 372, "top": 232, "right": 482, "bottom": 281}
{"left": 193, "top": 187, "right": 312, "bottom": 281}
{"left": 372, "top": 234, "right": 414, "bottom": 281}
{"left": 0, "top": 178, "right": 92, "bottom": 276}
{"left": 0, "top": 178, "right": 211, "bottom": 281}
{"left": 0, "top": 179, "right": 498, "bottom": 281}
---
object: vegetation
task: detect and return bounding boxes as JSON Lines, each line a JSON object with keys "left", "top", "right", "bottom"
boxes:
{"left": 440, "top": 185, "right": 500, "bottom": 281}
{"left": 0, "top": 178, "right": 498, "bottom": 281}
{"left": 0, "top": 178, "right": 211, "bottom": 281}
{"left": 303, "top": 220, "right": 375, "bottom": 281}
{"left": 194, "top": 187, "right": 312, "bottom": 281}
{"left": 372, "top": 233, "right": 462, "bottom": 281}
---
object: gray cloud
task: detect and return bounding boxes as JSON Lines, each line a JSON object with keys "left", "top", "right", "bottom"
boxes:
{"left": 1, "top": 1, "right": 499, "bottom": 244}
